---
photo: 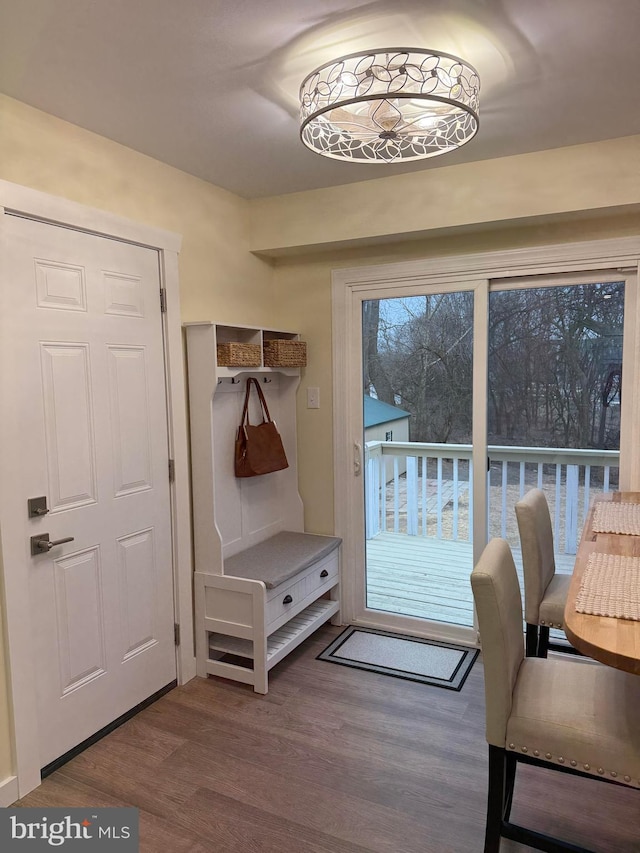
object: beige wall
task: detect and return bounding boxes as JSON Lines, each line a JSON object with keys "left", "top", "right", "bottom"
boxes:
{"left": 2, "top": 91, "right": 640, "bottom": 792}
{"left": 251, "top": 135, "right": 640, "bottom": 254}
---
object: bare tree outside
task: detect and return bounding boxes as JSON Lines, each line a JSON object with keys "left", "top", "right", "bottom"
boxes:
{"left": 363, "top": 281, "right": 624, "bottom": 452}
{"left": 488, "top": 283, "right": 623, "bottom": 450}
{"left": 363, "top": 292, "right": 473, "bottom": 443}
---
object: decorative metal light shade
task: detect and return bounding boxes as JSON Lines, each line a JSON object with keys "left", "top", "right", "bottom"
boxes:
{"left": 299, "top": 48, "right": 480, "bottom": 163}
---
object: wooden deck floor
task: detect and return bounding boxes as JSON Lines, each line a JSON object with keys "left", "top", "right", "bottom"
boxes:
{"left": 366, "top": 532, "right": 574, "bottom": 627}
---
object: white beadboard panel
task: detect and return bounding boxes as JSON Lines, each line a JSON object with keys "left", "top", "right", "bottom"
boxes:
{"left": 116, "top": 528, "right": 158, "bottom": 661}
{"left": 107, "top": 345, "right": 152, "bottom": 497}
{"left": 54, "top": 547, "right": 106, "bottom": 695}
{"left": 215, "top": 378, "right": 290, "bottom": 558}
{"left": 41, "top": 342, "right": 97, "bottom": 511}
{"left": 212, "top": 387, "right": 244, "bottom": 551}
{"left": 103, "top": 270, "right": 144, "bottom": 318}
{"left": 35, "top": 259, "right": 87, "bottom": 312}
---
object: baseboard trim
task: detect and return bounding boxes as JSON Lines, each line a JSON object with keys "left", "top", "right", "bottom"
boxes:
{"left": 0, "top": 775, "right": 19, "bottom": 807}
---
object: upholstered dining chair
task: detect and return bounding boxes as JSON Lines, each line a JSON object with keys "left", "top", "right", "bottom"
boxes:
{"left": 471, "top": 537, "right": 640, "bottom": 853}
{"left": 515, "top": 488, "right": 573, "bottom": 657}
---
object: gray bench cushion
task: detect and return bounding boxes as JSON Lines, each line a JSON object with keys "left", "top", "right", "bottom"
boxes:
{"left": 225, "top": 531, "right": 341, "bottom": 589}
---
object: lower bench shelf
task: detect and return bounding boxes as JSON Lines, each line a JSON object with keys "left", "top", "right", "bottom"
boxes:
{"left": 208, "top": 598, "right": 339, "bottom": 665}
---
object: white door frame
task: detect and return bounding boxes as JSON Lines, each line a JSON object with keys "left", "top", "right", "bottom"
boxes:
{"left": 333, "top": 235, "right": 640, "bottom": 632}
{"left": 0, "top": 179, "right": 195, "bottom": 800}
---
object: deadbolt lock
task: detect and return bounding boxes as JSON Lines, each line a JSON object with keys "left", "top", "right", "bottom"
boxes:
{"left": 27, "top": 496, "right": 49, "bottom": 518}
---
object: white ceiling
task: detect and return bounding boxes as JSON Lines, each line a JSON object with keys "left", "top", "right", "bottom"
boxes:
{"left": 1, "top": 0, "right": 639, "bottom": 199}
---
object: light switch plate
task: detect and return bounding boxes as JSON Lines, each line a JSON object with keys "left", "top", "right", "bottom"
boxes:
{"left": 307, "top": 387, "right": 320, "bottom": 409}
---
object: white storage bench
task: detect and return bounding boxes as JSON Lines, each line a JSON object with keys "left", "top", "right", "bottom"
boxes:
{"left": 184, "top": 322, "right": 342, "bottom": 694}
{"left": 195, "top": 531, "right": 341, "bottom": 693}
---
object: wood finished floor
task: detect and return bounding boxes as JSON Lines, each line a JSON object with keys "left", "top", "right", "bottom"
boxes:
{"left": 15, "top": 624, "right": 639, "bottom": 853}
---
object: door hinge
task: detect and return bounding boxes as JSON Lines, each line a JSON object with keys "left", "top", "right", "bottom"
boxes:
{"left": 160, "top": 288, "right": 167, "bottom": 313}
{"left": 168, "top": 458, "right": 175, "bottom": 483}
{"left": 174, "top": 623, "right": 180, "bottom": 646}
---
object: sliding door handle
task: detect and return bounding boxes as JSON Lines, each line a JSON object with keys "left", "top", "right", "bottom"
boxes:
{"left": 354, "top": 442, "right": 362, "bottom": 476}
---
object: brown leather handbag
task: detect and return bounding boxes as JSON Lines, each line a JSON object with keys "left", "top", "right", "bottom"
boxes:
{"left": 234, "top": 377, "right": 289, "bottom": 477}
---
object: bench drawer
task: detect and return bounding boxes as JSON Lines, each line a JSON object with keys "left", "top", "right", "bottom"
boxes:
{"left": 304, "top": 551, "right": 339, "bottom": 598}
{"left": 265, "top": 551, "right": 339, "bottom": 626}
{"left": 265, "top": 574, "right": 308, "bottom": 625}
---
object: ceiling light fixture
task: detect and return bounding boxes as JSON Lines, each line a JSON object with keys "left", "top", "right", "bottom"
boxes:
{"left": 299, "top": 48, "right": 480, "bottom": 164}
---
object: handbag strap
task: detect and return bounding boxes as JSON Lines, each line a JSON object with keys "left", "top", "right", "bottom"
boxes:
{"left": 240, "top": 377, "right": 273, "bottom": 426}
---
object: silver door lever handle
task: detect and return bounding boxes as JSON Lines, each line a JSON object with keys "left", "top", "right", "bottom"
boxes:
{"left": 30, "top": 534, "right": 75, "bottom": 556}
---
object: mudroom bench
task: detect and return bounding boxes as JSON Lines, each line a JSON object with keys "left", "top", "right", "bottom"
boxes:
{"left": 195, "top": 531, "right": 341, "bottom": 693}
{"left": 184, "top": 321, "right": 342, "bottom": 694}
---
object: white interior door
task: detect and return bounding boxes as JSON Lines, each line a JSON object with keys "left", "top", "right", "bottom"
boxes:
{"left": 0, "top": 213, "right": 176, "bottom": 769}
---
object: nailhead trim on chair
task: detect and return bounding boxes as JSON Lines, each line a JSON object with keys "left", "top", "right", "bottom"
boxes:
{"left": 539, "top": 620, "right": 564, "bottom": 629}
{"left": 506, "top": 743, "right": 638, "bottom": 786}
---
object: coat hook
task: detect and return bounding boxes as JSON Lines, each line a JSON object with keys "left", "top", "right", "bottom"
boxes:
{"left": 263, "top": 377, "right": 272, "bottom": 383}
{"left": 231, "top": 377, "right": 240, "bottom": 384}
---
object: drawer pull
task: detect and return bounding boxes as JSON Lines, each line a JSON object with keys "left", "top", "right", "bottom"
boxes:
{"left": 320, "top": 569, "right": 329, "bottom": 578}
{"left": 283, "top": 594, "right": 293, "bottom": 605}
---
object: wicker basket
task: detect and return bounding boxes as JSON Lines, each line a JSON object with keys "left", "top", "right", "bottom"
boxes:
{"left": 216, "top": 342, "right": 261, "bottom": 367}
{"left": 263, "top": 339, "right": 307, "bottom": 368}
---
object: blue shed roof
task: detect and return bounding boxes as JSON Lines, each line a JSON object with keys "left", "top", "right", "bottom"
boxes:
{"left": 363, "top": 395, "right": 411, "bottom": 428}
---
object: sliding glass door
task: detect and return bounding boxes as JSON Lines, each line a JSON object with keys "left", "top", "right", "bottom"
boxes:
{"left": 341, "top": 268, "right": 633, "bottom": 642}
{"left": 362, "top": 291, "right": 476, "bottom": 629}
{"left": 487, "top": 276, "right": 625, "bottom": 596}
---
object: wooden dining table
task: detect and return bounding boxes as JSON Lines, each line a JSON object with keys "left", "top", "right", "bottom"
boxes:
{"left": 564, "top": 490, "right": 640, "bottom": 674}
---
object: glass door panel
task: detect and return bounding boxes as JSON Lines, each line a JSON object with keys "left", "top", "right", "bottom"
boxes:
{"left": 362, "top": 291, "right": 475, "bottom": 628}
{"left": 487, "top": 279, "right": 624, "bottom": 639}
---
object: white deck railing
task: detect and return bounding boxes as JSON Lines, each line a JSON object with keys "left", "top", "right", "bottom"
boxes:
{"left": 364, "top": 441, "right": 620, "bottom": 555}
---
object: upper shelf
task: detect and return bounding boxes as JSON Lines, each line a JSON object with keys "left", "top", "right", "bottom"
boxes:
{"left": 183, "top": 321, "right": 306, "bottom": 378}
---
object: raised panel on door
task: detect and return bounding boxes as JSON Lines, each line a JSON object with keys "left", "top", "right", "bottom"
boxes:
{"left": 35, "top": 258, "right": 87, "bottom": 312}
{"left": 103, "top": 270, "right": 145, "bottom": 318}
{"left": 107, "top": 345, "right": 153, "bottom": 497}
{"left": 40, "top": 342, "right": 97, "bottom": 511}
{"left": 53, "top": 546, "right": 106, "bottom": 695}
{"left": 117, "top": 528, "right": 158, "bottom": 661}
